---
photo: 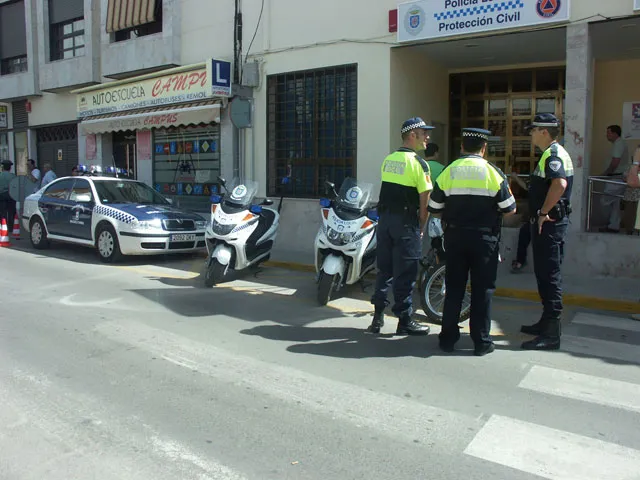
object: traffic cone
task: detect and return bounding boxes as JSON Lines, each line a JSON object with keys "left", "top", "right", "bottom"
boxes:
{"left": 12, "top": 213, "right": 20, "bottom": 240}
{"left": 0, "top": 218, "right": 10, "bottom": 247}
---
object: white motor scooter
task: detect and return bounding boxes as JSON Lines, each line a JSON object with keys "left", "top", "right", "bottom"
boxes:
{"left": 314, "top": 177, "right": 378, "bottom": 305}
{"left": 204, "top": 176, "right": 281, "bottom": 286}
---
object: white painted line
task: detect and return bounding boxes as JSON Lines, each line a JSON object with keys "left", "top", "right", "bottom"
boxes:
{"left": 226, "top": 280, "right": 297, "bottom": 296}
{"left": 464, "top": 415, "right": 640, "bottom": 480}
{"left": 571, "top": 312, "right": 640, "bottom": 333}
{"left": 95, "top": 319, "right": 479, "bottom": 449}
{"left": 562, "top": 335, "right": 640, "bottom": 365}
{"left": 519, "top": 365, "right": 640, "bottom": 413}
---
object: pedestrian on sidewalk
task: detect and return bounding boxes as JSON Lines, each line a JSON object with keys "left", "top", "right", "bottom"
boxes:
{"left": 520, "top": 114, "right": 574, "bottom": 351}
{"left": 366, "top": 117, "right": 433, "bottom": 336}
{"left": 509, "top": 170, "right": 531, "bottom": 273}
{"left": 428, "top": 128, "right": 516, "bottom": 356}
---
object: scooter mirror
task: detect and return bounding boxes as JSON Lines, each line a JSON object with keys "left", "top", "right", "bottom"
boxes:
{"left": 217, "top": 176, "right": 226, "bottom": 186}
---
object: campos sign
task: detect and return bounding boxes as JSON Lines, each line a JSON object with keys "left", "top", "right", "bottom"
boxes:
{"left": 398, "top": 0, "right": 570, "bottom": 42}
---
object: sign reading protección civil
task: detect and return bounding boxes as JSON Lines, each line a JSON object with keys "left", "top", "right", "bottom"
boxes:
{"left": 398, "top": 0, "right": 570, "bottom": 42}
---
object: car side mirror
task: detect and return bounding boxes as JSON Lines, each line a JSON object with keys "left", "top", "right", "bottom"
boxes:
{"left": 261, "top": 198, "right": 274, "bottom": 206}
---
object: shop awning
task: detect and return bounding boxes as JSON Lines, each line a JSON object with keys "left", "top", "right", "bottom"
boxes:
{"left": 78, "top": 101, "right": 222, "bottom": 135}
{"left": 106, "top": 0, "right": 157, "bottom": 33}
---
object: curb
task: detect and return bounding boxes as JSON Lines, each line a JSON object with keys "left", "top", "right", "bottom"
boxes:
{"left": 263, "top": 260, "right": 639, "bottom": 315}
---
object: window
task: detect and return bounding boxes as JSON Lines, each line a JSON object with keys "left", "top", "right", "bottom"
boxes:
{"left": 50, "top": 18, "right": 85, "bottom": 61}
{"left": 0, "top": 0, "right": 28, "bottom": 75}
{"left": 267, "top": 64, "right": 358, "bottom": 198}
{"left": 70, "top": 179, "right": 93, "bottom": 202}
{"left": 112, "top": 0, "right": 163, "bottom": 42}
{"left": 43, "top": 179, "right": 75, "bottom": 200}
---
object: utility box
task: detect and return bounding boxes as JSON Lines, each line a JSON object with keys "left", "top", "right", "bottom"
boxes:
{"left": 242, "top": 62, "right": 260, "bottom": 87}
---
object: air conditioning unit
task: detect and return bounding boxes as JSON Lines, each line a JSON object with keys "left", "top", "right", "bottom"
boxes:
{"left": 242, "top": 62, "right": 260, "bottom": 87}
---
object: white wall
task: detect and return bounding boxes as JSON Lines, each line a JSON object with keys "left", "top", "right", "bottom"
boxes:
{"left": 28, "top": 93, "right": 78, "bottom": 127}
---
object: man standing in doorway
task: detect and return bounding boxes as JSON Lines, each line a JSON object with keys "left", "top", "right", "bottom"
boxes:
{"left": 520, "top": 114, "right": 574, "bottom": 351}
{"left": 40, "top": 163, "right": 57, "bottom": 187}
{"left": 600, "top": 125, "right": 629, "bottom": 233}
{"left": 365, "top": 117, "right": 433, "bottom": 336}
{"left": 424, "top": 143, "right": 445, "bottom": 182}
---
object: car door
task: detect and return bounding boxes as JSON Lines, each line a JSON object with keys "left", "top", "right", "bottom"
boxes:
{"left": 38, "top": 178, "right": 75, "bottom": 236}
{"left": 67, "top": 179, "right": 95, "bottom": 241}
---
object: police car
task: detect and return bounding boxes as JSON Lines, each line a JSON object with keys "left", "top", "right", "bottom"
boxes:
{"left": 22, "top": 165, "right": 208, "bottom": 262}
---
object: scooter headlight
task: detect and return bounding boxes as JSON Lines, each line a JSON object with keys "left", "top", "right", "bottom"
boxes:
{"left": 326, "top": 227, "right": 354, "bottom": 246}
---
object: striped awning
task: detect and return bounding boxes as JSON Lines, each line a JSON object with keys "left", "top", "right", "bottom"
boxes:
{"left": 78, "top": 100, "right": 222, "bottom": 135}
{"left": 106, "top": 0, "right": 158, "bottom": 33}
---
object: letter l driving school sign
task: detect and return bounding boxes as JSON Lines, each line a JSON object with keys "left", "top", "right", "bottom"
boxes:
{"left": 398, "top": 0, "right": 570, "bottom": 42}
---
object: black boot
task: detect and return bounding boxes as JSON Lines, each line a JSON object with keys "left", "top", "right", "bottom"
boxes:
{"left": 521, "top": 319, "right": 561, "bottom": 350}
{"left": 365, "top": 307, "right": 385, "bottom": 334}
{"left": 520, "top": 317, "right": 547, "bottom": 335}
{"left": 396, "top": 316, "right": 430, "bottom": 336}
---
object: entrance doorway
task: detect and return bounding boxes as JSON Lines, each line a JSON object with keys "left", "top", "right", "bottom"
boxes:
{"left": 112, "top": 130, "right": 137, "bottom": 179}
{"left": 449, "top": 67, "right": 565, "bottom": 175}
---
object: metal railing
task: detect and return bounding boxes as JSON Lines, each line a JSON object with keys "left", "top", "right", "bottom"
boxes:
{"left": 587, "top": 175, "right": 640, "bottom": 234}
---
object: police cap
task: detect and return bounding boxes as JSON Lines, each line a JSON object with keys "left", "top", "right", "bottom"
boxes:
{"left": 524, "top": 113, "right": 560, "bottom": 132}
{"left": 1, "top": 160, "right": 13, "bottom": 167}
{"left": 462, "top": 128, "right": 492, "bottom": 142}
{"left": 401, "top": 117, "right": 435, "bottom": 134}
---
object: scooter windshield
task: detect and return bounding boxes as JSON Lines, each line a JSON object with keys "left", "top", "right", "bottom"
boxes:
{"left": 335, "top": 177, "right": 373, "bottom": 213}
{"left": 223, "top": 177, "right": 259, "bottom": 209}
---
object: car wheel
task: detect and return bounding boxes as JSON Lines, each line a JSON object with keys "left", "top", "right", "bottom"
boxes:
{"left": 96, "top": 223, "right": 121, "bottom": 263}
{"left": 30, "top": 217, "right": 50, "bottom": 250}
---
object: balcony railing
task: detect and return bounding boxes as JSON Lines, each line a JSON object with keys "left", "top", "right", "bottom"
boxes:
{"left": 587, "top": 176, "right": 639, "bottom": 235}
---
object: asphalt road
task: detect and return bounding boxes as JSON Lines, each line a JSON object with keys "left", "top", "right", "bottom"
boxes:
{"left": 1, "top": 241, "right": 639, "bottom": 480}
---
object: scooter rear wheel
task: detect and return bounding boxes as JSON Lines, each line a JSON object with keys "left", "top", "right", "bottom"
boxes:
{"left": 317, "top": 272, "right": 339, "bottom": 306}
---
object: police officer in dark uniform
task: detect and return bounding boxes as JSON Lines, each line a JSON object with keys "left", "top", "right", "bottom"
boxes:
{"left": 428, "top": 128, "right": 516, "bottom": 356}
{"left": 520, "top": 113, "right": 574, "bottom": 351}
{"left": 366, "top": 117, "right": 433, "bottom": 336}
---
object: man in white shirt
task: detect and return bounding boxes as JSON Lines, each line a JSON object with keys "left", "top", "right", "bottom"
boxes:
{"left": 600, "top": 125, "right": 629, "bottom": 233}
{"left": 40, "top": 163, "right": 57, "bottom": 187}
{"left": 27, "top": 159, "right": 41, "bottom": 187}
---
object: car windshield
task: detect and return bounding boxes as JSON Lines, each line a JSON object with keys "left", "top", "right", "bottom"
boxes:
{"left": 93, "top": 180, "right": 170, "bottom": 205}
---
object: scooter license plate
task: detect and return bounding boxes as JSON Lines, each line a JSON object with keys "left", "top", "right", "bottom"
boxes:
{"left": 170, "top": 233, "right": 196, "bottom": 242}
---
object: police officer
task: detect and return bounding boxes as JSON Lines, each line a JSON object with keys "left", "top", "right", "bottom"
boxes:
{"left": 366, "top": 117, "right": 433, "bottom": 336}
{"left": 520, "top": 113, "right": 574, "bottom": 351}
{"left": 0, "top": 160, "right": 17, "bottom": 225}
{"left": 428, "top": 128, "right": 516, "bottom": 356}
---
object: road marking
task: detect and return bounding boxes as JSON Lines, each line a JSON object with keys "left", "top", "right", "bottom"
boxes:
{"left": 95, "top": 319, "right": 479, "bottom": 449}
{"left": 571, "top": 312, "right": 640, "bottom": 333}
{"left": 118, "top": 265, "right": 199, "bottom": 280}
{"left": 464, "top": 415, "right": 640, "bottom": 480}
{"left": 60, "top": 294, "right": 123, "bottom": 307}
{"left": 518, "top": 365, "right": 640, "bottom": 414}
{"left": 561, "top": 335, "right": 640, "bottom": 365}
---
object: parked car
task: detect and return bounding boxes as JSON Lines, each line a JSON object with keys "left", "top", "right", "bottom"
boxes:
{"left": 22, "top": 171, "right": 208, "bottom": 262}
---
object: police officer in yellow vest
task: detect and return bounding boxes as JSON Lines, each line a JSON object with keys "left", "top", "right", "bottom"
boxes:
{"left": 520, "top": 113, "right": 574, "bottom": 351}
{"left": 365, "top": 117, "right": 433, "bottom": 336}
{"left": 428, "top": 128, "right": 516, "bottom": 356}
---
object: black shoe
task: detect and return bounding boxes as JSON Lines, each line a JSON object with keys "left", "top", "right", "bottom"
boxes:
{"left": 439, "top": 342, "right": 455, "bottom": 353}
{"left": 474, "top": 342, "right": 495, "bottom": 357}
{"left": 365, "top": 309, "right": 385, "bottom": 334}
{"left": 396, "top": 319, "right": 430, "bottom": 336}
{"left": 520, "top": 321, "right": 543, "bottom": 335}
{"left": 521, "top": 335, "right": 560, "bottom": 350}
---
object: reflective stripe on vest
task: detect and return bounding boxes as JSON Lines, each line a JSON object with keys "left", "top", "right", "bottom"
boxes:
{"left": 436, "top": 155, "right": 504, "bottom": 198}
{"left": 533, "top": 142, "right": 574, "bottom": 179}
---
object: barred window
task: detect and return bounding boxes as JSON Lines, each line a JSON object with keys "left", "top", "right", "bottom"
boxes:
{"left": 267, "top": 64, "right": 357, "bottom": 198}
{"left": 50, "top": 17, "right": 85, "bottom": 61}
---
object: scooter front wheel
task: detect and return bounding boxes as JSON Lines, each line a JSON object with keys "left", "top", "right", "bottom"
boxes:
{"left": 204, "top": 259, "right": 228, "bottom": 287}
{"left": 317, "top": 272, "right": 339, "bottom": 306}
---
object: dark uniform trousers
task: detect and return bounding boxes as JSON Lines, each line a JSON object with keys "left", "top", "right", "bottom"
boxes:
{"left": 0, "top": 192, "right": 16, "bottom": 226}
{"left": 371, "top": 211, "right": 421, "bottom": 318}
{"left": 440, "top": 227, "right": 499, "bottom": 346}
{"left": 531, "top": 217, "right": 568, "bottom": 335}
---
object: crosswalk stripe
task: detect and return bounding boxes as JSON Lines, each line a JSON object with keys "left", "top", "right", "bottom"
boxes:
{"left": 464, "top": 415, "right": 640, "bottom": 480}
{"left": 571, "top": 312, "right": 640, "bottom": 333}
{"left": 518, "top": 365, "right": 640, "bottom": 414}
{"left": 561, "top": 335, "right": 640, "bottom": 365}
{"left": 94, "top": 319, "right": 478, "bottom": 449}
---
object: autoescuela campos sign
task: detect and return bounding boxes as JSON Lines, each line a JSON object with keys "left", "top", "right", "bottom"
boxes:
{"left": 398, "top": 0, "right": 570, "bottom": 42}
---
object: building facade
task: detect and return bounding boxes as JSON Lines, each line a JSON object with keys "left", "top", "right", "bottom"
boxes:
{"left": 1, "top": 0, "right": 639, "bottom": 277}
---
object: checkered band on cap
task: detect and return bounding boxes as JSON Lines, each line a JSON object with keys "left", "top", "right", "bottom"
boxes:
{"left": 462, "top": 131, "right": 489, "bottom": 139}
{"left": 401, "top": 120, "right": 428, "bottom": 134}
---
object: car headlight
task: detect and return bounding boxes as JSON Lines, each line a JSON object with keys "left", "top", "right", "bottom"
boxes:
{"left": 195, "top": 220, "right": 207, "bottom": 229}
{"left": 326, "top": 227, "right": 354, "bottom": 246}
{"left": 133, "top": 218, "right": 163, "bottom": 230}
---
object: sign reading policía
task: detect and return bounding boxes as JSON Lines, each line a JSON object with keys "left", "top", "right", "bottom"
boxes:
{"left": 398, "top": 0, "right": 570, "bottom": 42}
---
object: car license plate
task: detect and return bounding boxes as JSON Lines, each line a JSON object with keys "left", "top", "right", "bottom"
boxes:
{"left": 170, "top": 233, "right": 196, "bottom": 242}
